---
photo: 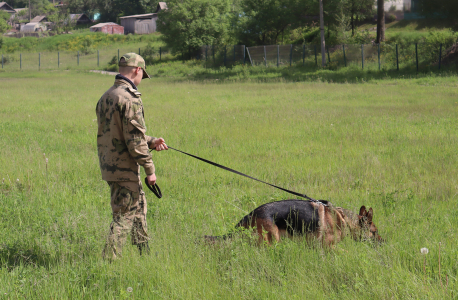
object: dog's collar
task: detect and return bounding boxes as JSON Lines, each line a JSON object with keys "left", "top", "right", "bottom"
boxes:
{"left": 310, "top": 199, "right": 329, "bottom": 207}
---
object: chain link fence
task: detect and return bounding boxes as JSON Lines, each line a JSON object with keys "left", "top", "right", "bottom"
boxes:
{"left": 246, "top": 42, "right": 456, "bottom": 71}
{"left": 1, "top": 42, "right": 456, "bottom": 72}
{"left": 199, "top": 45, "right": 246, "bottom": 68}
{"left": 0, "top": 45, "right": 172, "bottom": 71}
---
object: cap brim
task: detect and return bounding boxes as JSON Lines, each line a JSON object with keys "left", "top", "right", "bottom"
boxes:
{"left": 142, "top": 68, "right": 150, "bottom": 79}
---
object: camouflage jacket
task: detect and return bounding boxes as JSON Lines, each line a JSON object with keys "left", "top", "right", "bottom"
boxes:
{"left": 96, "top": 78, "right": 155, "bottom": 181}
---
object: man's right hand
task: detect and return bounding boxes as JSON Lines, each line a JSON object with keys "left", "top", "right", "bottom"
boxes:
{"left": 146, "top": 173, "right": 156, "bottom": 186}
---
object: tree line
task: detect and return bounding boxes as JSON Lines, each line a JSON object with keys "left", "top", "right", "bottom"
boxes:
{"left": 4, "top": 0, "right": 457, "bottom": 55}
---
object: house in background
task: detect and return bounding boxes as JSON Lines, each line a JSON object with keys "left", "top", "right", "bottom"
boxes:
{"left": 0, "top": 1, "right": 15, "bottom": 24}
{"left": 30, "top": 15, "right": 48, "bottom": 23}
{"left": 70, "top": 13, "right": 92, "bottom": 25}
{"left": 156, "top": 2, "right": 167, "bottom": 13}
{"left": 20, "top": 22, "right": 46, "bottom": 32}
{"left": 120, "top": 13, "right": 158, "bottom": 34}
{"left": 90, "top": 22, "right": 124, "bottom": 34}
{"left": 0, "top": 2, "right": 14, "bottom": 14}
{"left": 119, "top": 2, "right": 167, "bottom": 34}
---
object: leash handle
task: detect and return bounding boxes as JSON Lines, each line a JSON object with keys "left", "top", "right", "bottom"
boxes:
{"left": 144, "top": 178, "right": 162, "bottom": 198}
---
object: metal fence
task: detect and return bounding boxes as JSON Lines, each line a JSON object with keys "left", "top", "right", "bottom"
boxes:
{"left": 1, "top": 42, "right": 456, "bottom": 72}
{"left": 199, "top": 45, "right": 247, "bottom": 68}
{"left": 0, "top": 45, "right": 172, "bottom": 71}
{"left": 245, "top": 42, "right": 457, "bottom": 71}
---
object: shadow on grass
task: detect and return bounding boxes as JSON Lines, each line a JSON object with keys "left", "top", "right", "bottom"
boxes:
{"left": 153, "top": 60, "right": 458, "bottom": 84}
{"left": 0, "top": 243, "right": 54, "bottom": 270}
{"left": 390, "top": 19, "right": 458, "bottom": 31}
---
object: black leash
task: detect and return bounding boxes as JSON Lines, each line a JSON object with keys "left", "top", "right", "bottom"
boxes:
{"left": 165, "top": 146, "right": 317, "bottom": 201}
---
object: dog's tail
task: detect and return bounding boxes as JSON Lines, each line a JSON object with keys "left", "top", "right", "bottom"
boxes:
{"left": 204, "top": 233, "right": 233, "bottom": 243}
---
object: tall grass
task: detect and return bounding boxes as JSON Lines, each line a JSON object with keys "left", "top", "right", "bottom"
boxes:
{"left": 0, "top": 71, "right": 457, "bottom": 298}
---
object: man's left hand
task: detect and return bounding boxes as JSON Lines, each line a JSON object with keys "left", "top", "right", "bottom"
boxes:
{"left": 153, "top": 138, "right": 168, "bottom": 151}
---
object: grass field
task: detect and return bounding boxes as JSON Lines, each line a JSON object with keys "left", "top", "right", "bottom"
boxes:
{"left": 0, "top": 71, "right": 457, "bottom": 299}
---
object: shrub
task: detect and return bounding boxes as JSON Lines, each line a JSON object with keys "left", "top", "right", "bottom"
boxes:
{"left": 388, "top": 14, "right": 397, "bottom": 23}
{"left": 1, "top": 54, "right": 14, "bottom": 65}
{"left": 106, "top": 55, "right": 118, "bottom": 71}
{"left": 141, "top": 43, "right": 156, "bottom": 65}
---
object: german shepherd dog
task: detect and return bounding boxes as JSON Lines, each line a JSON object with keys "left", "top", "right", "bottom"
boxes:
{"left": 205, "top": 199, "right": 382, "bottom": 246}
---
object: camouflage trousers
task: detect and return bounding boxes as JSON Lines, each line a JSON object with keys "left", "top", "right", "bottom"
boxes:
{"left": 102, "top": 180, "right": 149, "bottom": 260}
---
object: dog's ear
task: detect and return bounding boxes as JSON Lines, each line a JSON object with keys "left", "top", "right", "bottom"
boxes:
{"left": 359, "top": 206, "right": 367, "bottom": 216}
{"left": 367, "top": 208, "right": 373, "bottom": 222}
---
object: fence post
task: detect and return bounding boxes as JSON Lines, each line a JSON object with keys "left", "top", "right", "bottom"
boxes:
{"left": 97, "top": 50, "right": 99, "bottom": 67}
{"left": 39, "top": 53, "right": 40, "bottom": 70}
{"left": 302, "top": 44, "right": 305, "bottom": 66}
{"left": 396, "top": 44, "right": 399, "bottom": 71}
{"left": 160, "top": 47, "right": 162, "bottom": 61}
{"left": 314, "top": 45, "right": 317, "bottom": 66}
{"left": 205, "top": 46, "right": 208, "bottom": 68}
{"left": 289, "top": 44, "right": 293, "bottom": 66}
{"left": 361, "top": 44, "right": 364, "bottom": 70}
{"left": 77, "top": 51, "right": 79, "bottom": 66}
{"left": 326, "top": 46, "right": 331, "bottom": 63}
{"left": 415, "top": 43, "right": 418, "bottom": 72}
{"left": 264, "top": 46, "right": 267, "bottom": 67}
{"left": 233, "top": 45, "right": 236, "bottom": 64}
{"left": 343, "top": 44, "right": 346, "bottom": 67}
{"left": 212, "top": 45, "right": 215, "bottom": 65}
{"left": 439, "top": 43, "right": 442, "bottom": 70}
{"left": 243, "top": 45, "right": 246, "bottom": 65}
{"left": 117, "top": 49, "right": 119, "bottom": 62}
{"left": 277, "top": 45, "right": 279, "bottom": 67}
{"left": 378, "top": 44, "right": 381, "bottom": 70}
{"left": 139, "top": 47, "right": 140, "bottom": 56}
{"left": 20, "top": 53, "right": 22, "bottom": 69}
{"left": 1, "top": 54, "right": 3, "bottom": 69}
{"left": 224, "top": 45, "right": 227, "bottom": 66}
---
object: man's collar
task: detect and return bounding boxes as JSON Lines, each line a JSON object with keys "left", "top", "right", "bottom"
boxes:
{"left": 115, "top": 74, "right": 137, "bottom": 90}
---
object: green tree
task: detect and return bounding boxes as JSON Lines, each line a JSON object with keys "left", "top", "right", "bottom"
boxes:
{"left": 96, "top": 0, "right": 155, "bottom": 22}
{"left": 341, "top": 0, "right": 373, "bottom": 36}
{"left": 236, "top": 0, "right": 313, "bottom": 46}
{"left": 417, "top": 0, "right": 458, "bottom": 19}
{"left": 0, "top": 11, "right": 10, "bottom": 34}
{"left": 47, "top": 5, "right": 73, "bottom": 34}
{"left": 157, "top": 0, "right": 231, "bottom": 56}
{"left": 376, "top": 0, "right": 385, "bottom": 43}
{"left": 66, "top": 0, "right": 98, "bottom": 20}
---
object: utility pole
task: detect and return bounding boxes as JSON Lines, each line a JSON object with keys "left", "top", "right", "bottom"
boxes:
{"left": 28, "top": 0, "right": 31, "bottom": 22}
{"left": 319, "top": 0, "right": 326, "bottom": 67}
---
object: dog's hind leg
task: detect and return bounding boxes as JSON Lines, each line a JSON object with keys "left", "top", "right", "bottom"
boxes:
{"left": 255, "top": 218, "right": 280, "bottom": 245}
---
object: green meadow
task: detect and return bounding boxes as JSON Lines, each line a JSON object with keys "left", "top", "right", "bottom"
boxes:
{"left": 0, "top": 71, "right": 457, "bottom": 299}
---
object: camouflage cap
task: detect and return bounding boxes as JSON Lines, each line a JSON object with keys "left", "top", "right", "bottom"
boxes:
{"left": 118, "top": 53, "right": 150, "bottom": 79}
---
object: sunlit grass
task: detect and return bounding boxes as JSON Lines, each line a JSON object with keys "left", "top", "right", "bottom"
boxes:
{"left": 0, "top": 71, "right": 457, "bottom": 298}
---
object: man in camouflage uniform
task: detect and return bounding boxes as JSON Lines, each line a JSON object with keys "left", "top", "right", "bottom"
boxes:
{"left": 96, "top": 53, "right": 168, "bottom": 259}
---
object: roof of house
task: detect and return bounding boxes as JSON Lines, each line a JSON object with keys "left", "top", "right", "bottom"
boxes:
{"left": 70, "top": 13, "right": 90, "bottom": 20}
{"left": 119, "top": 13, "right": 157, "bottom": 19}
{"left": 0, "top": 2, "right": 15, "bottom": 13}
{"left": 90, "top": 22, "right": 121, "bottom": 28}
{"left": 14, "top": 8, "right": 27, "bottom": 13}
{"left": 30, "top": 15, "right": 47, "bottom": 23}
{"left": 156, "top": 2, "right": 167, "bottom": 12}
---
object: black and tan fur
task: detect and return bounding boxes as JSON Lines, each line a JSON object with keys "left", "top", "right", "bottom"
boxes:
{"left": 205, "top": 199, "right": 382, "bottom": 246}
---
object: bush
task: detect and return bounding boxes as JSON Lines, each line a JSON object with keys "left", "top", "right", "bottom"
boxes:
{"left": 1, "top": 54, "right": 14, "bottom": 65}
{"left": 142, "top": 43, "right": 156, "bottom": 65}
{"left": 106, "top": 55, "right": 118, "bottom": 72}
{"left": 387, "top": 14, "right": 397, "bottom": 23}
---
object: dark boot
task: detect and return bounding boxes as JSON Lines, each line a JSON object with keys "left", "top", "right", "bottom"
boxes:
{"left": 137, "top": 242, "right": 150, "bottom": 256}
